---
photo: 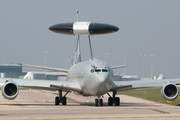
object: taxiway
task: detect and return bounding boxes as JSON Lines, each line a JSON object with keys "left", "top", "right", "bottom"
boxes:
{"left": 0, "top": 90, "right": 180, "bottom": 120}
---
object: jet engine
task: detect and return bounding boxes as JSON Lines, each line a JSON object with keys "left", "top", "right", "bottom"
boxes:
{"left": 161, "top": 82, "right": 178, "bottom": 101}
{"left": 1, "top": 80, "right": 19, "bottom": 100}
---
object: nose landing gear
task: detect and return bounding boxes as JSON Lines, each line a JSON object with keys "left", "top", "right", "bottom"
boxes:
{"left": 107, "top": 90, "right": 120, "bottom": 106}
{"left": 95, "top": 96, "right": 103, "bottom": 106}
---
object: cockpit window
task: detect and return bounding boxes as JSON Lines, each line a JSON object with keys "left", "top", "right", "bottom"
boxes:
{"left": 91, "top": 69, "right": 107, "bottom": 73}
{"left": 91, "top": 69, "right": 94, "bottom": 73}
{"left": 102, "top": 69, "right": 108, "bottom": 72}
{"left": 95, "top": 69, "right": 101, "bottom": 72}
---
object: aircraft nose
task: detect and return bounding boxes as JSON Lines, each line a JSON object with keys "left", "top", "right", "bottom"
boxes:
{"left": 94, "top": 73, "right": 112, "bottom": 94}
{"left": 98, "top": 73, "right": 109, "bottom": 82}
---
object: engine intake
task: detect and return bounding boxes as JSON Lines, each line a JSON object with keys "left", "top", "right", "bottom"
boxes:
{"left": 161, "top": 83, "right": 178, "bottom": 101}
{"left": 1, "top": 80, "right": 19, "bottom": 100}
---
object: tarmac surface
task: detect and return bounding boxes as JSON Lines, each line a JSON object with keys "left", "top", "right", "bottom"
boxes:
{"left": 0, "top": 89, "right": 180, "bottom": 120}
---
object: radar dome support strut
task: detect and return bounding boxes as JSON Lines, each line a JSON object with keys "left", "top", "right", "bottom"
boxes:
{"left": 49, "top": 10, "right": 119, "bottom": 64}
{"left": 88, "top": 35, "right": 94, "bottom": 60}
{"left": 73, "top": 35, "right": 81, "bottom": 65}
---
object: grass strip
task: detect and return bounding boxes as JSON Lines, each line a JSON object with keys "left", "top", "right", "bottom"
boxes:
{"left": 119, "top": 87, "right": 180, "bottom": 106}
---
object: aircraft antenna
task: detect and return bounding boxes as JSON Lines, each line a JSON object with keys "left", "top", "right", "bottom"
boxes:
{"left": 76, "top": 10, "right": 79, "bottom": 22}
{"left": 73, "top": 35, "right": 81, "bottom": 64}
{"left": 88, "top": 35, "right": 94, "bottom": 60}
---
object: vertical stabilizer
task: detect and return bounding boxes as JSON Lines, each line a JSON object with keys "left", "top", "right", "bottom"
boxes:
{"left": 73, "top": 35, "right": 81, "bottom": 64}
{"left": 23, "top": 72, "right": 32, "bottom": 79}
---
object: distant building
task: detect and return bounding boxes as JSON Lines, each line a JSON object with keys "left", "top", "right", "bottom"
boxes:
{"left": 0, "top": 64, "right": 22, "bottom": 73}
{"left": 0, "top": 64, "right": 26, "bottom": 78}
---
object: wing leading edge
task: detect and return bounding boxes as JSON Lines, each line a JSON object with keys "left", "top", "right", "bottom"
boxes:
{"left": 110, "top": 78, "right": 180, "bottom": 91}
{"left": 25, "top": 64, "right": 68, "bottom": 73}
{"left": 111, "top": 65, "right": 127, "bottom": 69}
{"left": 0, "top": 78, "right": 82, "bottom": 92}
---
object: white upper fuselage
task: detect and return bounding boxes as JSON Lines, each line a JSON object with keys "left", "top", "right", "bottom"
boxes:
{"left": 67, "top": 59, "right": 114, "bottom": 96}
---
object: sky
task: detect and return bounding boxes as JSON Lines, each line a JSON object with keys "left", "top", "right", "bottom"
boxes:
{"left": 0, "top": 0, "right": 180, "bottom": 78}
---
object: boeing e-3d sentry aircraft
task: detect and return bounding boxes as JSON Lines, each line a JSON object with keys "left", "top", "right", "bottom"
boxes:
{"left": 1, "top": 12, "right": 180, "bottom": 106}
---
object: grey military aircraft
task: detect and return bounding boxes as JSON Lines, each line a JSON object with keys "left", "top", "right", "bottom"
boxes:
{"left": 0, "top": 12, "right": 180, "bottom": 106}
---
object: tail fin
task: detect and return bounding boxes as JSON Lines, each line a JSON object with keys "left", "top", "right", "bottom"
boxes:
{"left": 73, "top": 35, "right": 81, "bottom": 64}
{"left": 157, "top": 74, "right": 165, "bottom": 80}
{"left": 23, "top": 72, "right": 32, "bottom": 79}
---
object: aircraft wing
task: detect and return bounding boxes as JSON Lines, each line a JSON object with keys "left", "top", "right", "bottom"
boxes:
{"left": 25, "top": 64, "right": 68, "bottom": 73}
{"left": 111, "top": 65, "right": 127, "bottom": 69}
{"left": 0, "top": 78, "right": 82, "bottom": 92}
{"left": 110, "top": 79, "right": 180, "bottom": 91}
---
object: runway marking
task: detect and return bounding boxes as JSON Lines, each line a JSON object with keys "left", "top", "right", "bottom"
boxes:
{"left": 66, "top": 97, "right": 76, "bottom": 101}
{"left": 125, "top": 108, "right": 169, "bottom": 114}
{"left": 149, "top": 108, "right": 169, "bottom": 114}
{"left": 33, "top": 97, "right": 94, "bottom": 103}
{"left": 17, "top": 116, "right": 180, "bottom": 120}
{"left": 33, "top": 100, "right": 94, "bottom": 103}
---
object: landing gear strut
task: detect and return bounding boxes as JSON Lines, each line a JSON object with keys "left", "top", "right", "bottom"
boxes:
{"left": 55, "top": 90, "right": 69, "bottom": 105}
{"left": 95, "top": 96, "right": 103, "bottom": 106}
{"left": 107, "top": 90, "right": 120, "bottom": 106}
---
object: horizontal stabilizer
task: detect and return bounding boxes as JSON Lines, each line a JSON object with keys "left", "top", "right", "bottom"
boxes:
{"left": 25, "top": 64, "right": 68, "bottom": 73}
{"left": 111, "top": 65, "right": 127, "bottom": 69}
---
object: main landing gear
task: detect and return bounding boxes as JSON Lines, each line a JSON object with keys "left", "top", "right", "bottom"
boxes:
{"left": 107, "top": 90, "right": 120, "bottom": 106}
{"left": 95, "top": 96, "right": 103, "bottom": 106}
{"left": 55, "top": 90, "right": 69, "bottom": 105}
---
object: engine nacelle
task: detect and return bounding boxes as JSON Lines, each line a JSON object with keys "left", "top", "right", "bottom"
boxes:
{"left": 1, "top": 80, "right": 19, "bottom": 100}
{"left": 161, "top": 82, "right": 179, "bottom": 101}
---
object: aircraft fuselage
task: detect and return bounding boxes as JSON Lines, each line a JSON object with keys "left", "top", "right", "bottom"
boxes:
{"left": 67, "top": 59, "right": 113, "bottom": 96}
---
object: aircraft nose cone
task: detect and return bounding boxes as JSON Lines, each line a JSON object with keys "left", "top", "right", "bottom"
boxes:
{"left": 89, "top": 22, "right": 119, "bottom": 35}
{"left": 94, "top": 73, "right": 112, "bottom": 94}
{"left": 98, "top": 74, "right": 109, "bottom": 82}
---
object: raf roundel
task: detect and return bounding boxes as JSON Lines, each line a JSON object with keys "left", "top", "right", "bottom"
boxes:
{"left": 49, "top": 22, "right": 119, "bottom": 36}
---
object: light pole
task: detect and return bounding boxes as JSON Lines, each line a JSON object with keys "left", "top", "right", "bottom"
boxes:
{"left": 116, "top": 56, "right": 120, "bottom": 75}
{"left": 3, "top": 53, "right": 7, "bottom": 64}
{"left": 11, "top": 57, "right": 15, "bottom": 63}
{"left": 141, "top": 54, "right": 146, "bottom": 78}
{"left": 64, "top": 54, "right": 68, "bottom": 69}
{"left": 43, "top": 51, "right": 48, "bottom": 67}
{"left": 104, "top": 53, "right": 108, "bottom": 62}
{"left": 115, "top": 56, "right": 120, "bottom": 64}
{"left": 123, "top": 54, "right": 127, "bottom": 75}
{"left": 165, "top": 56, "right": 167, "bottom": 79}
{"left": 150, "top": 55, "right": 154, "bottom": 79}
{"left": 135, "top": 61, "right": 139, "bottom": 77}
{"left": 43, "top": 51, "right": 48, "bottom": 75}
